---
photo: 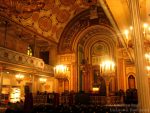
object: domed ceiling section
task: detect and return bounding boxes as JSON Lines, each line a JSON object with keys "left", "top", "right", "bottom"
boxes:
{"left": 0, "top": 0, "right": 98, "bottom": 43}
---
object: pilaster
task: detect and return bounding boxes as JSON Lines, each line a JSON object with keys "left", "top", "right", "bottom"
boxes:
{"left": 129, "top": 0, "right": 150, "bottom": 112}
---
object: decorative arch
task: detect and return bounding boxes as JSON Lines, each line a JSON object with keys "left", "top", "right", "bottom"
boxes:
{"left": 58, "top": 6, "right": 115, "bottom": 54}
{"left": 73, "top": 25, "right": 117, "bottom": 64}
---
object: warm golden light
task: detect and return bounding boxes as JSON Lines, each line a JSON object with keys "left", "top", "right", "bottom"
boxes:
{"left": 143, "top": 23, "right": 148, "bottom": 28}
{"left": 10, "top": 88, "right": 21, "bottom": 103}
{"left": 145, "top": 53, "right": 150, "bottom": 60}
{"left": 129, "top": 26, "right": 133, "bottom": 30}
{"left": 15, "top": 74, "right": 24, "bottom": 83}
{"left": 92, "top": 87, "right": 99, "bottom": 92}
{"left": 54, "top": 65, "right": 68, "bottom": 74}
{"left": 100, "top": 60, "right": 115, "bottom": 74}
{"left": 124, "top": 29, "right": 129, "bottom": 47}
{"left": 145, "top": 53, "right": 150, "bottom": 75}
{"left": 39, "top": 78, "right": 47, "bottom": 84}
{"left": 54, "top": 64, "right": 69, "bottom": 79}
{"left": 143, "top": 23, "right": 149, "bottom": 37}
{"left": 124, "top": 29, "right": 129, "bottom": 35}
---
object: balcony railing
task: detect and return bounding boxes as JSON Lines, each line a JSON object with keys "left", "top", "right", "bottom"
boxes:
{"left": 0, "top": 47, "right": 54, "bottom": 74}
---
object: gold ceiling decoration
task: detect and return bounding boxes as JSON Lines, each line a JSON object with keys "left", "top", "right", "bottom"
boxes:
{"left": 0, "top": 0, "right": 45, "bottom": 14}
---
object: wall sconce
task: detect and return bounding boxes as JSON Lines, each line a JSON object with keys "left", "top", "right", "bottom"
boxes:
{"left": 39, "top": 78, "right": 47, "bottom": 84}
{"left": 15, "top": 74, "right": 24, "bottom": 84}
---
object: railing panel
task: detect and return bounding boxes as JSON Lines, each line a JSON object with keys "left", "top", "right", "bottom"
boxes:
{"left": 0, "top": 47, "right": 54, "bottom": 74}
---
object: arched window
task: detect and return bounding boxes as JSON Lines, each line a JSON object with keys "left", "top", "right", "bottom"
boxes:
{"left": 27, "top": 46, "right": 33, "bottom": 56}
{"left": 128, "top": 75, "right": 135, "bottom": 89}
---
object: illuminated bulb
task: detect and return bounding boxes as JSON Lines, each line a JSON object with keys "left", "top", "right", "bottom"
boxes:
{"left": 129, "top": 26, "right": 133, "bottom": 30}
{"left": 143, "top": 23, "right": 148, "bottom": 28}
{"left": 124, "top": 29, "right": 129, "bottom": 35}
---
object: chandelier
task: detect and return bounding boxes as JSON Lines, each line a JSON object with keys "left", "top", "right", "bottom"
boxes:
{"left": 99, "top": 60, "right": 115, "bottom": 97}
{"left": 39, "top": 78, "right": 47, "bottom": 84}
{"left": 54, "top": 64, "right": 69, "bottom": 80}
{"left": 124, "top": 23, "right": 150, "bottom": 75}
{"left": 0, "top": 0, "right": 45, "bottom": 14}
{"left": 15, "top": 73, "right": 24, "bottom": 83}
{"left": 100, "top": 60, "right": 115, "bottom": 75}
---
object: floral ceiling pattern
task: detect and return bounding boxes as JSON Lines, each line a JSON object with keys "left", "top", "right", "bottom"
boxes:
{"left": 0, "top": 0, "right": 95, "bottom": 43}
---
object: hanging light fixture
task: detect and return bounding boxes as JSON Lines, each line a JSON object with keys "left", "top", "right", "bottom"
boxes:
{"left": 39, "top": 78, "right": 47, "bottom": 84}
{"left": 124, "top": 23, "right": 150, "bottom": 75}
{"left": 99, "top": 59, "right": 115, "bottom": 97}
{"left": 15, "top": 73, "right": 24, "bottom": 83}
{"left": 54, "top": 64, "right": 69, "bottom": 80}
{"left": 0, "top": 0, "right": 45, "bottom": 14}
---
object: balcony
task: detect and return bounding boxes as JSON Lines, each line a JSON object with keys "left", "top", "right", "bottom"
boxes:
{"left": 0, "top": 47, "right": 54, "bottom": 75}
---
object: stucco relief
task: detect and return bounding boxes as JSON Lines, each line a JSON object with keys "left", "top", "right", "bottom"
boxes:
{"left": 56, "top": 27, "right": 64, "bottom": 40}
{"left": 18, "top": 13, "right": 32, "bottom": 19}
{"left": 60, "top": 0, "right": 76, "bottom": 6}
{"left": 32, "top": 12, "right": 40, "bottom": 22}
{"left": 38, "top": 16, "right": 52, "bottom": 32}
{"left": 51, "top": 5, "right": 60, "bottom": 14}
{"left": 43, "top": 0, "right": 55, "bottom": 11}
{"left": 3, "top": 0, "right": 91, "bottom": 43}
{"left": 92, "top": 43, "right": 109, "bottom": 56}
{"left": 56, "top": 9, "right": 70, "bottom": 23}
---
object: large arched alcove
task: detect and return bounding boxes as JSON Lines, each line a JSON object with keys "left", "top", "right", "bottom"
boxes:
{"left": 58, "top": 6, "right": 121, "bottom": 92}
{"left": 75, "top": 25, "right": 118, "bottom": 93}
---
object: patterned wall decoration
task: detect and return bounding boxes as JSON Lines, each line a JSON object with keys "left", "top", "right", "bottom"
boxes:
{"left": 51, "top": 5, "right": 60, "bottom": 14}
{"left": 38, "top": 16, "right": 52, "bottom": 32}
{"left": 56, "top": 9, "right": 70, "bottom": 23}
{"left": 32, "top": 12, "right": 40, "bottom": 22}
{"left": 43, "top": 0, "right": 55, "bottom": 11}
{"left": 60, "top": 0, "right": 76, "bottom": 6}
{"left": 56, "top": 27, "right": 64, "bottom": 39}
{"left": 0, "top": 0, "right": 97, "bottom": 46}
{"left": 91, "top": 42, "right": 110, "bottom": 65}
{"left": 20, "top": 13, "right": 32, "bottom": 20}
{"left": 92, "top": 43, "right": 109, "bottom": 56}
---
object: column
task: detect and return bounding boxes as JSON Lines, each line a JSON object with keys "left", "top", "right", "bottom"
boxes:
{"left": 49, "top": 45, "right": 57, "bottom": 65}
{"left": 106, "top": 81, "right": 109, "bottom": 97}
{"left": 33, "top": 36, "right": 37, "bottom": 57}
{"left": 0, "top": 66, "right": 3, "bottom": 100}
{"left": 129, "top": 0, "right": 150, "bottom": 112}
{"left": 31, "top": 74, "right": 36, "bottom": 94}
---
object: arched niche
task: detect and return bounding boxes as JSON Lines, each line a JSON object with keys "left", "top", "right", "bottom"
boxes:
{"left": 128, "top": 75, "right": 136, "bottom": 89}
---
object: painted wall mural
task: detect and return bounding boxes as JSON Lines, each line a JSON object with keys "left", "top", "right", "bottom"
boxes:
{"left": 92, "top": 43, "right": 109, "bottom": 56}
{"left": 92, "top": 42, "right": 110, "bottom": 65}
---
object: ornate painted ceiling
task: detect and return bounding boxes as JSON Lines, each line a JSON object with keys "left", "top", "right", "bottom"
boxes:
{"left": 0, "top": 0, "right": 96, "bottom": 44}
{"left": 0, "top": 0, "right": 149, "bottom": 52}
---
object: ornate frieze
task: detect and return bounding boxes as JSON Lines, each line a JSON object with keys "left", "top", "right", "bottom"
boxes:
{"left": 58, "top": 54, "right": 75, "bottom": 64}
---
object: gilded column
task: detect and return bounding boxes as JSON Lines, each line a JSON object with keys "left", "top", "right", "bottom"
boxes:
{"left": 49, "top": 45, "right": 57, "bottom": 65}
{"left": 0, "top": 66, "right": 3, "bottom": 100}
{"left": 129, "top": 0, "right": 150, "bottom": 112}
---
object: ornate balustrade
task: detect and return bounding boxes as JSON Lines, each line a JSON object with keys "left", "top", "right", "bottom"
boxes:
{"left": 0, "top": 47, "right": 54, "bottom": 74}
{"left": 43, "top": 64, "right": 54, "bottom": 74}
